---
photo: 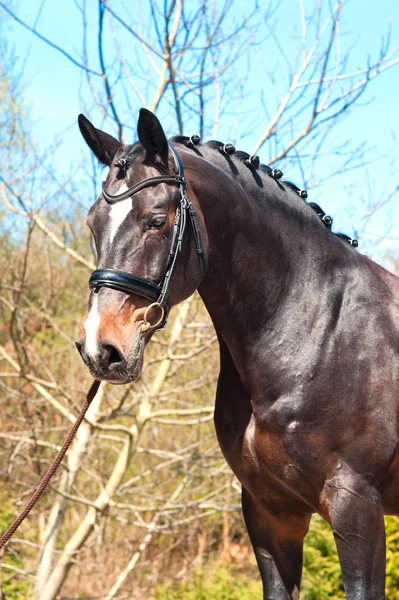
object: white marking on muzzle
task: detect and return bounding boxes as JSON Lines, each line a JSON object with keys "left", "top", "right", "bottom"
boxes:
{"left": 108, "top": 184, "right": 132, "bottom": 244}
{"left": 84, "top": 294, "right": 101, "bottom": 359}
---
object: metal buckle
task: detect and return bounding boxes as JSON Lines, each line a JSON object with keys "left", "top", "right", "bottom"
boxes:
{"left": 141, "top": 302, "right": 165, "bottom": 332}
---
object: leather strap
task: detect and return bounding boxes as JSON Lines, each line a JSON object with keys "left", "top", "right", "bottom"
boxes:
{"left": 89, "top": 269, "right": 161, "bottom": 302}
{"left": 102, "top": 175, "right": 186, "bottom": 204}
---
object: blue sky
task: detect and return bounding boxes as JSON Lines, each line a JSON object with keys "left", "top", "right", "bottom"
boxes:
{"left": 2, "top": 0, "right": 399, "bottom": 262}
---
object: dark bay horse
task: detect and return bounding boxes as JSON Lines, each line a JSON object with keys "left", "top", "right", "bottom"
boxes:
{"left": 76, "top": 108, "right": 399, "bottom": 599}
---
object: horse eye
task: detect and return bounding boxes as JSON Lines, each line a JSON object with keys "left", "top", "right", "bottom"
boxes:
{"left": 150, "top": 215, "right": 167, "bottom": 229}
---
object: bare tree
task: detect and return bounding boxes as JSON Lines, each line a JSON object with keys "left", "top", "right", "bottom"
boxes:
{"left": 0, "top": 1, "right": 398, "bottom": 598}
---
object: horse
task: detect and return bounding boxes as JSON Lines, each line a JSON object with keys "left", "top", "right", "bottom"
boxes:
{"left": 75, "top": 108, "right": 399, "bottom": 599}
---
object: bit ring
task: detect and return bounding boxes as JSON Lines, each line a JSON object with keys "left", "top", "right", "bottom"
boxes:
{"left": 141, "top": 302, "right": 165, "bottom": 332}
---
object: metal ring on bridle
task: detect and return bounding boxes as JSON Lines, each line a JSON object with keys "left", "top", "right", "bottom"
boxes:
{"left": 141, "top": 302, "right": 165, "bottom": 332}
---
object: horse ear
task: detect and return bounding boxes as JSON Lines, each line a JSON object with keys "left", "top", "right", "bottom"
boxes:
{"left": 78, "top": 114, "right": 121, "bottom": 166}
{"left": 137, "top": 108, "right": 169, "bottom": 166}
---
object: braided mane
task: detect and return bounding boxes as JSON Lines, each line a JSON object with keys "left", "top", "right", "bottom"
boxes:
{"left": 169, "top": 135, "right": 358, "bottom": 248}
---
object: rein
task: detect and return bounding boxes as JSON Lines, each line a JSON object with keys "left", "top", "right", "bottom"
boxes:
{"left": 89, "top": 144, "right": 205, "bottom": 331}
{"left": 0, "top": 379, "right": 101, "bottom": 550}
{"left": 0, "top": 146, "right": 204, "bottom": 549}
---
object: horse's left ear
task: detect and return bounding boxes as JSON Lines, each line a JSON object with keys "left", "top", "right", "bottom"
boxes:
{"left": 78, "top": 114, "right": 121, "bottom": 166}
{"left": 137, "top": 108, "right": 169, "bottom": 166}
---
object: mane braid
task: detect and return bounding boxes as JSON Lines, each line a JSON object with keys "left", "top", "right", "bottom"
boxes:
{"left": 170, "top": 135, "right": 191, "bottom": 146}
{"left": 205, "top": 140, "right": 224, "bottom": 150}
{"left": 167, "top": 134, "right": 358, "bottom": 248}
{"left": 283, "top": 181, "right": 301, "bottom": 194}
{"left": 260, "top": 164, "right": 272, "bottom": 175}
{"left": 235, "top": 150, "right": 250, "bottom": 162}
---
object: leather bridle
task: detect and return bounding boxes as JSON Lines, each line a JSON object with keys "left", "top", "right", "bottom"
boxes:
{"left": 89, "top": 145, "right": 205, "bottom": 331}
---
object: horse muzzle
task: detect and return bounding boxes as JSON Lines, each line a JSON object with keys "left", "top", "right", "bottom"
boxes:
{"left": 75, "top": 325, "right": 146, "bottom": 384}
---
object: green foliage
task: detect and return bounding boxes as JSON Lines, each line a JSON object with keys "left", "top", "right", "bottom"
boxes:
{"left": 303, "top": 515, "right": 399, "bottom": 599}
{"left": 302, "top": 515, "right": 344, "bottom": 599}
{"left": 154, "top": 564, "right": 261, "bottom": 600}
{"left": 0, "top": 492, "right": 32, "bottom": 599}
{"left": 154, "top": 515, "right": 399, "bottom": 599}
{"left": 385, "top": 516, "right": 399, "bottom": 596}
{"left": 153, "top": 516, "right": 343, "bottom": 600}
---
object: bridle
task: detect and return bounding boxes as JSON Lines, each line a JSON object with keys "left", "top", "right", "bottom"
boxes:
{"left": 89, "top": 145, "right": 205, "bottom": 331}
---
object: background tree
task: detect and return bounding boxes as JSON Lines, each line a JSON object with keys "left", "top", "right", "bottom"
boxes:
{"left": 0, "top": 1, "right": 398, "bottom": 598}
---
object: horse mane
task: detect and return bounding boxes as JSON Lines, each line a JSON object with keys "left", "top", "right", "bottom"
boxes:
{"left": 169, "top": 135, "right": 358, "bottom": 248}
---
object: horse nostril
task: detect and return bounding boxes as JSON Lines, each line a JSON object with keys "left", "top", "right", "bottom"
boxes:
{"left": 102, "top": 344, "right": 124, "bottom": 367}
{"left": 75, "top": 340, "right": 124, "bottom": 370}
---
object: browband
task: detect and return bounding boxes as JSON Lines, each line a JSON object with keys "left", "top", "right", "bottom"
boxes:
{"left": 101, "top": 144, "right": 185, "bottom": 204}
{"left": 101, "top": 175, "right": 186, "bottom": 204}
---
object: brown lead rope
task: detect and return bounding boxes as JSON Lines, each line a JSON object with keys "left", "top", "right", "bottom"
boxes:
{"left": 0, "top": 379, "right": 101, "bottom": 550}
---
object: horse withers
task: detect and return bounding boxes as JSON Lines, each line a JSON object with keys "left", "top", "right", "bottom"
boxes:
{"left": 76, "top": 108, "right": 399, "bottom": 599}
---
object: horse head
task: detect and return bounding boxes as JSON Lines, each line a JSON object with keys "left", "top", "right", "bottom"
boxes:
{"left": 75, "top": 109, "right": 206, "bottom": 383}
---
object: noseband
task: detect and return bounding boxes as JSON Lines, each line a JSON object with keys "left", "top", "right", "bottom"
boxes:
{"left": 89, "top": 145, "right": 205, "bottom": 331}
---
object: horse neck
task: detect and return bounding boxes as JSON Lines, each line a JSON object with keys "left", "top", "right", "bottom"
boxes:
{"left": 185, "top": 151, "right": 354, "bottom": 377}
